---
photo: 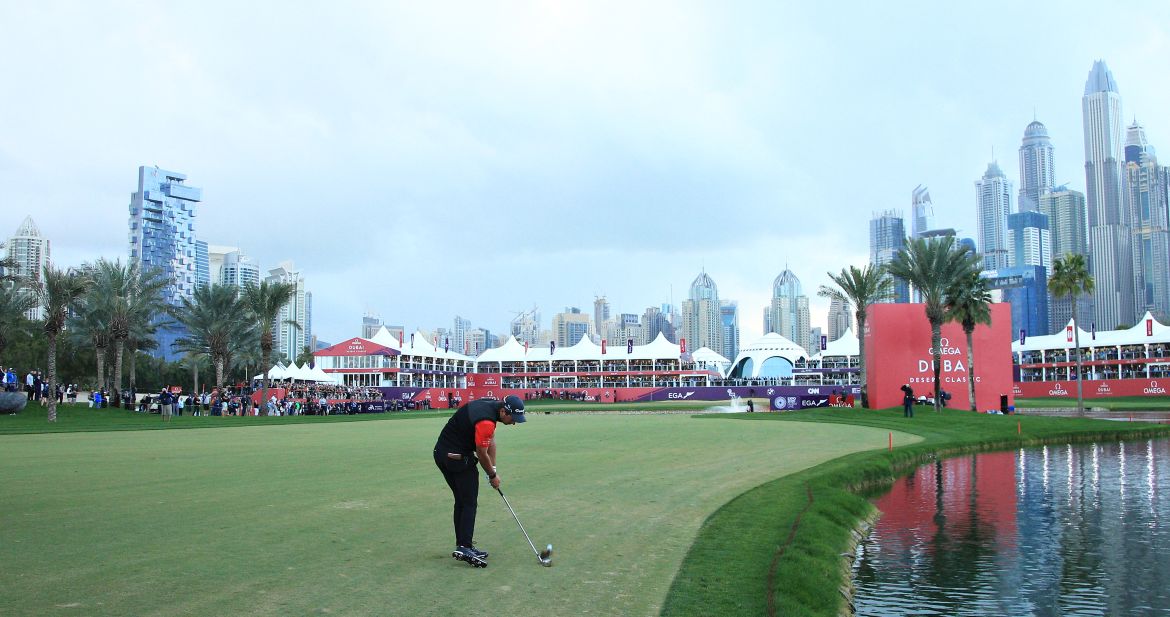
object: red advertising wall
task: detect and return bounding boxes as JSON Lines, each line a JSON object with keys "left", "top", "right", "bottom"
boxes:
{"left": 865, "top": 303, "right": 1014, "bottom": 411}
{"left": 1014, "top": 378, "right": 1170, "bottom": 398}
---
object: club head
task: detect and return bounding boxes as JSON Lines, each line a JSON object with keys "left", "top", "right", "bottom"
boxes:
{"left": 539, "top": 544, "right": 553, "bottom": 566}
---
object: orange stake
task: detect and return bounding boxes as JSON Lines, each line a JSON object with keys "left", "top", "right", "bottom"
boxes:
{"left": 888, "top": 432, "right": 893, "bottom": 451}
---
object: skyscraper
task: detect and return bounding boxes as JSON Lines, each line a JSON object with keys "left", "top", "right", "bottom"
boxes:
{"left": 1018, "top": 120, "right": 1056, "bottom": 212}
{"left": 551, "top": 307, "right": 590, "bottom": 348}
{"left": 681, "top": 270, "right": 722, "bottom": 353}
{"left": 1039, "top": 187, "right": 1089, "bottom": 262}
{"left": 1007, "top": 211, "right": 1051, "bottom": 274}
{"left": 719, "top": 301, "right": 739, "bottom": 361}
{"left": 1083, "top": 60, "right": 1134, "bottom": 329}
{"left": 194, "top": 240, "right": 210, "bottom": 288}
{"left": 827, "top": 297, "right": 852, "bottom": 342}
{"left": 976, "top": 162, "right": 1013, "bottom": 271}
{"left": 870, "top": 210, "right": 909, "bottom": 303}
{"left": 453, "top": 315, "right": 472, "bottom": 354}
{"left": 911, "top": 185, "right": 934, "bottom": 239}
{"left": 5, "top": 216, "right": 50, "bottom": 320}
{"left": 266, "top": 261, "right": 310, "bottom": 363}
{"left": 593, "top": 296, "right": 610, "bottom": 341}
{"left": 1124, "top": 121, "right": 1170, "bottom": 321}
{"left": 361, "top": 313, "right": 383, "bottom": 339}
{"left": 769, "top": 268, "right": 811, "bottom": 353}
{"left": 641, "top": 306, "right": 674, "bottom": 343}
{"left": 128, "top": 166, "right": 202, "bottom": 359}
{"left": 219, "top": 249, "right": 260, "bottom": 289}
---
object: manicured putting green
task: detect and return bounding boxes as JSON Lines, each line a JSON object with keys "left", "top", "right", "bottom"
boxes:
{"left": 0, "top": 413, "right": 916, "bottom": 616}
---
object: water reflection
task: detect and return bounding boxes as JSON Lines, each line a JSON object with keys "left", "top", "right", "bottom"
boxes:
{"left": 852, "top": 440, "right": 1170, "bottom": 616}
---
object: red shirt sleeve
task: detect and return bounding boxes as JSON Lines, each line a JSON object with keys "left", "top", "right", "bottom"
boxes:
{"left": 474, "top": 420, "right": 496, "bottom": 449}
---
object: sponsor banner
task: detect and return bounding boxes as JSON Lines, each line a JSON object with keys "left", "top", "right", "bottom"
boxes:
{"left": 865, "top": 303, "right": 1014, "bottom": 411}
{"left": 378, "top": 385, "right": 860, "bottom": 406}
{"left": 1015, "top": 378, "right": 1170, "bottom": 398}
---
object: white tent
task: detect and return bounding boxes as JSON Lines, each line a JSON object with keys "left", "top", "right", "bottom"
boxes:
{"left": 811, "top": 328, "right": 860, "bottom": 360}
{"left": 254, "top": 363, "right": 287, "bottom": 381}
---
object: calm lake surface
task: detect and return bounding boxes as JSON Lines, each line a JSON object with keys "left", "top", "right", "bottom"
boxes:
{"left": 852, "top": 439, "right": 1170, "bottom": 616}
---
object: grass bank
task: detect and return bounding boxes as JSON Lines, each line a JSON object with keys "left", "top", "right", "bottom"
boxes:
{"left": 1015, "top": 395, "right": 1170, "bottom": 411}
{"left": 661, "top": 407, "right": 1170, "bottom": 617}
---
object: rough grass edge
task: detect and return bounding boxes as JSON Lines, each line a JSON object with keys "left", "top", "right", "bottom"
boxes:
{"left": 660, "top": 414, "right": 1170, "bottom": 617}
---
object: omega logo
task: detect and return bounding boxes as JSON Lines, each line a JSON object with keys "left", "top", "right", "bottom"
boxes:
{"left": 1144, "top": 380, "right": 1167, "bottom": 395}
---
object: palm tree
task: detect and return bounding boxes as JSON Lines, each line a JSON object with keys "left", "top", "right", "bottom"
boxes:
{"left": 945, "top": 271, "right": 993, "bottom": 411}
{"left": 817, "top": 264, "right": 893, "bottom": 404}
{"left": 39, "top": 266, "right": 92, "bottom": 422}
{"left": 0, "top": 281, "right": 38, "bottom": 365}
{"left": 1049, "top": 254, "right": 1095, "bottom": 415}
{"left": 240, "top": 281, "right": 297, "bottom": 416}
{"left": 102, "top": 260, "right": 168, "bottom": 405}
{"left": 69, "top": 294, "right": 111, "bottom": 391}
{"left": 172, "top": 284, "right": 253, "bottom": 393}
{"left": 887, "top": 236, "right": 982, "bottom": 412}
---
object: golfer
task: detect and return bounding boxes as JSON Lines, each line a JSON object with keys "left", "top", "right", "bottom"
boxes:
{"left": 434, "top": 395, "right": 526, "bottom": 568}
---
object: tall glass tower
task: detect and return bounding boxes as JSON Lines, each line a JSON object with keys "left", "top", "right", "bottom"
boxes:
{"left": 719, "top": 300, "right": 739, "bottom": 362}
{"left": 769, "top": 268, "right": 811, "bottom": 353}
{"left": 1125, "top": 121, "right": 1170, "bottom": 321}
{"left": 681, "top": 270, "right": 722, "bottom": 354}
{"left": 1083, "top": 60, "right": 1134, "bottom": 329}
{"left": 6, "top": 216, "right": 50, "bottom": 320}
{"left": 870, "top": 210, "right": 909, "bottom": 303}
{"left": 1018, "top": 120, "right": 1055, "bottom": 212}
{"left": 975, "top": 162, "right": 1013, "bottom": 271}
{"left": 911, "top": 185, "right": 934, "bottom": 239}
{"left": 128, "top": 166, "right": 202, "bottom": 359}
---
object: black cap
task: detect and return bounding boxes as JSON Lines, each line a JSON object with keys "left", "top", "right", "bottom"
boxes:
{"left": 502, "top": 395, "right": 526, "bottom": 423}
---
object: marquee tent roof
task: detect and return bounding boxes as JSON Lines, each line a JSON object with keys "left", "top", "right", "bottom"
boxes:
{"left": 812, "top": 329, "right": 859, "bottom": 359}
{"left": 1011, "top": 312, "right": 1170, "bottom": 352}
{"left": 472, "top": 332, "right": 700, "bottom": 366}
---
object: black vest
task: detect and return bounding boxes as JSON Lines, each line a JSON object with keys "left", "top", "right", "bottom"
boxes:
{"left": 435, "top": 399, "right": 499, "bottom": 454}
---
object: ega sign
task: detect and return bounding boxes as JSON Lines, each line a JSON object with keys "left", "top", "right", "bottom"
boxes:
{"left": 864, "top": 303, "right": 1014, "bottom": 411}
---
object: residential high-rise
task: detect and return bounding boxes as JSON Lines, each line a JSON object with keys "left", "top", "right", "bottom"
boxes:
{"left": 1007, "top": 211, "right": 1051, "bottom": 274}
{"left": 810, "top": 326, "right": 824, "bottom": 352}
{"left": 870, "top": 210, "right": 909, "bottom": 303}
{"left": 453, "top": 315, "right": 472, "bottom": 354}
{"left": 593, "top": 296, "right": 610, "bottom": 341}
{"left": 361, "top": 313, "right": 382, "bottom": 339}
{"left": 1083, "top": 60, "right": 1134, "bottom": 329}
{"left": 1124, "top": 121, "right": 1170, "bottom": 321}
{"left": 769, "top": 268, "right": 812, "bottom": 353}
{"left": 827, "top": 297, "right": 852, "bottom": 342}
{"left": 127, "top": 166, "right": 202, "bottom": 359}
{"left": 986, "top": 266, "right": 1050, "bottom": 340}
{"left": 265, "top": 261, "right": 310, "bottom": 363}
{"left": 1039, "top": 187, "right": 1089, "bottom": 261}
{"left": 976, "top": 162, "right": 1013, "bottom": 271}
{"left": 5, "top": 216, "right": 50, "bottom": 320}
{"left": 719, "top": 301, "right": 739, "bottom": 361}
{"left": 1018, "top": 120, "right": 1056, "bottom": 212}
{"left": 510, "top": 307, "right": 541, "bottom": 347}
{"left": 911, "top": 185, "right": 934, "bottom": 239}
{"left": 641, "top": 306, "right": 674, "bottom": 343}
{"left": 219, "top": 249, "right": 260, "bottom": 289}
{"left": 552, "top": 307, "right": 590, "bottom": 348}
{"left": 681, "top": 271, "right": 722, "bottom": 353}
{"left": 195, "top": 240, "right": 210, "bottom": 288}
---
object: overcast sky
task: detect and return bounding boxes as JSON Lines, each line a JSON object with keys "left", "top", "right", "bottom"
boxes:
{"left": 2, "top": 1, "right": 1168, "bottom": 346}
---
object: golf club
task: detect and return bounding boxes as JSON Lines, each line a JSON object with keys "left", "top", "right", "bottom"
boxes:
{"left": 496, "top": 487, "right": 553, "bottom": 567}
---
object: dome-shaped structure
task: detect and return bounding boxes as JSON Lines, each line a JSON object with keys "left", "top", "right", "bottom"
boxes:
{"left": 772, "top": 268, "right": 801, "bottom": 299}
{"left": 726, "top": 332, "right": 808, "bottom": 379}
{"left": 1023, "top": 120, "right": 1049, "bottom": 140}
{"left": 689, "top": 270, "right": 718, "bottom": 301}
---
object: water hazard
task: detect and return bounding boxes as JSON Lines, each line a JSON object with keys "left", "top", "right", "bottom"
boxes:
{"left": 852, "top": 440, "right": 1170, "bottom": 616}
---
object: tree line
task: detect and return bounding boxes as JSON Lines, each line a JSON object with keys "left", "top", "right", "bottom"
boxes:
{"left": 0, "top": 259, "right": 302, "bottom": 422}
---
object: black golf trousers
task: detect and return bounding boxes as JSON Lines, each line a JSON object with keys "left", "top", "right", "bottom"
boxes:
{"left": 435, "top": 450, "right": 479, "bottom": 548}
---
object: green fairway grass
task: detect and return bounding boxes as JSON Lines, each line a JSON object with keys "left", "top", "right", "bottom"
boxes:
{"left": 0, "top": 413, "right": 909, "bottom": 616}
